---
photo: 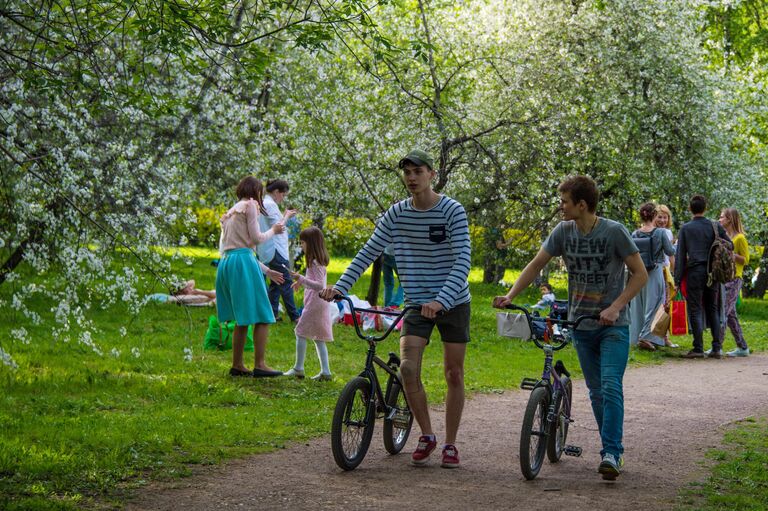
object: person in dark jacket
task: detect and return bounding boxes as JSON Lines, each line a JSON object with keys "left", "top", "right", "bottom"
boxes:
{"left": 674, "top": 195, "right": 732, "bottom": 359}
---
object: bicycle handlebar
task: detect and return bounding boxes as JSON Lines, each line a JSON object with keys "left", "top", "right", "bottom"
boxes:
{"left": 334, "top": 295, "right": 421, "bottom": 343}
{"left": 503, "top": 304, "right": 600, "bottom": 351}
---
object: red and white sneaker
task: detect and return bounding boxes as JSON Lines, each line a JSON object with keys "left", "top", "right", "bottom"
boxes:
{"left": 441, "top": 444, "right": 460, "bottom": 468}
{"left": 411, "top": 435, "right": 437, "bottom": 466}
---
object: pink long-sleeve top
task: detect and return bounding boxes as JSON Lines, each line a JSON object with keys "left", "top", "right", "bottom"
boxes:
{"left": 218, "top": 200, "right": 275, "bottom": 255}
{"left": 294, "top": 261, "right": 334, "bottom": 342}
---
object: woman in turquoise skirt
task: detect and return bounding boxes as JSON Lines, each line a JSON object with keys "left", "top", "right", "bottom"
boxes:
{"left": 216, "top": 176, "right": 293, "bottom": 377}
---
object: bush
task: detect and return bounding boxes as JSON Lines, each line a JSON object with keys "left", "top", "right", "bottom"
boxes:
{"left": 741, "top": 244, "right": 765, "bottom": 296}
{"left": 177, "top": 211, "right": 546, "bottom": 266}
{"left": 322, "top": 217, "right": 374, "bottom": 257}
{"left": 470, "top": 225, "right": 540, "bottom": 269}
{"left": 192, "top": 207, "right": 225, "bottom": 247}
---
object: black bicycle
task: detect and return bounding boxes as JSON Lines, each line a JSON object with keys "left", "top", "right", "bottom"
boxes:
{"left": 504, "top": 304, "right": 599, "bottom": 480}
{"left": 330, "top": 295, "right": 418, "bottom": 471}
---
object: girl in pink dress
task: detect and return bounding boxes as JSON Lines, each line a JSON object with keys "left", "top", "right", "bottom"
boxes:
{"left": 284, "top": 227, "right": 334, "bottom": 381}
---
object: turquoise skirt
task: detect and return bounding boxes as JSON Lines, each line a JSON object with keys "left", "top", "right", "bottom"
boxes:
{"left": 215, "top": 248, "right": 275, "bottom": 326}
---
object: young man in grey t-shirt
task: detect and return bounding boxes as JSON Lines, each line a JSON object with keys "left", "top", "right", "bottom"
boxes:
{"left": 493, "top": 175, "right": 647, "bottom": 480}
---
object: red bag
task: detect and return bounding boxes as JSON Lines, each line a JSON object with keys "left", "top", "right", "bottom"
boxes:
{"left": 670, "top": 290, "right": 688, "bottom": 336}
{"left": 342, "top": 312, "right": 362, "bottom": 326}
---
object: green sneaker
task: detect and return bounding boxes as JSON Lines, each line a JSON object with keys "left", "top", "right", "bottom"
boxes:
{"left": 598, "top": 453, "right": 624, "bottom": 480}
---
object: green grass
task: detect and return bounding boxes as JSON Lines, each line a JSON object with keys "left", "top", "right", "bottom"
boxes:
{"left": 1, "top": 248, "right": 767, "bottom": 509}
{"left": 677, "top": 418, "right": 768, "bottom": 511}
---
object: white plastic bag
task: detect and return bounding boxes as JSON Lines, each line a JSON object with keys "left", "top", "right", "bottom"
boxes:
{"left": 380, "top": 307, "right": 404, "bottom": 331}
{"left": 362, "top": 311, "right": 379, "bottom": 331}
{"left": 496, "top": 312, "right": 532, "bottom": 339}
{"left": 328, "top": 300, "right": 341, "bottom": 324}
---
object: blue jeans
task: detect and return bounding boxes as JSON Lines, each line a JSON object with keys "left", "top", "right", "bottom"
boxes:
{"left": 266, "top": 252, "right": 299, "bottom": 321}
{"left": 571, "top": 325, "right": 629, "bottom": 458}
{"left": 382, "top": 253, "right": 404, "bottom": 307}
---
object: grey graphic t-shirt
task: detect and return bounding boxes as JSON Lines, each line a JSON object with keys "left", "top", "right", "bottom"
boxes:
{"left": 542, "top": 218, "right": 638, "bottom": 329}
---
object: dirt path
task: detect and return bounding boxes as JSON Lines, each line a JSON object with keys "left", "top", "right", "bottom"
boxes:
{"left": 126, "top": 355, "right": 768, "bottom": 511}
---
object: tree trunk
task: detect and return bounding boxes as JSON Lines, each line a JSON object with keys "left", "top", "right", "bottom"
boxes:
{"left": 750, "top": 249, "right": 768, "bottom": 299}
{"left": 0, "top": 226, "right": 42, "bottom": 286}
{"left": 0, "top": 239, "right": 29, "bottom": 286}
{"left": 366, "top": 255, "right": 383, "bottom": 306}
{"left": 482, "top": 255, "right": 496, "bottom": 284}
{"left": 540, "top": 264, "right": 552, "bottom": 285}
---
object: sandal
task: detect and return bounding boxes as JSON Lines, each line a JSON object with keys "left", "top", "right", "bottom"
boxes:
{"left": 638, "top": 340, "right": 656, "bottom": 351}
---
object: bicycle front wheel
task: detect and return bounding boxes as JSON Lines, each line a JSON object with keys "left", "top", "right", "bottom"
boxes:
{"left": 520, "top": 386, "right": 550, "bottom": 480}
{"left": 546, "top": 375, "right": 572, "bottom": 463}
{"left": 383, "top": 376, "right": 412, "bottom": 454}
{"left": 331, "top": 376, "right": 375, "bottom": 470}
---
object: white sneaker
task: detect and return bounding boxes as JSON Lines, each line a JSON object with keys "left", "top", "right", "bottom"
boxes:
{"left": 726, "top": 347, "right": 750, "bottom": 357}
{"left": 311, "top": 373, "right": 332, "bottom": 381}
{"left": 704, "top": 349, "right": 712, "bottom": 355}
{"left": 283, "top": 367, "right": 305, "bottom": 379}
{"left": 598, "top": 453, "right": 624, "bottom": 480}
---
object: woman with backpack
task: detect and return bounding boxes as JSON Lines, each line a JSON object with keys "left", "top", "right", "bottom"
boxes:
{"left": 719, "top": 208, "right": 750, "bottom": 357}
{"left": 629, "top": 203, "right": 676, "bottom": 351}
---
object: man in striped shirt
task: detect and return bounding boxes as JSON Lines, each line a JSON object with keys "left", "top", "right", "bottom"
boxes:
{"left": 320, "top": 149, "right": 472, "bottom": 468}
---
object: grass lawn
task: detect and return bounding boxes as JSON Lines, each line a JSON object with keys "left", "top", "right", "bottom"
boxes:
{"left": 1, "top": 247, "right": 767, "bottom": 510}
{"left": 677, "top": 417, "right": 768, "bottom": 511}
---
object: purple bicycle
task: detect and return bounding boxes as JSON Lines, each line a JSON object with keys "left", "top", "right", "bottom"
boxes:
{"left": 505, "top": 304, "right": 599, "bottom": 480}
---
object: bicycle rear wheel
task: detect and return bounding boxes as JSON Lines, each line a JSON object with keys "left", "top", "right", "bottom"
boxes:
{"left": 520, "top": 386, "right": 550, "bottom": 480}
{"left": 383, "top": 376, "right": 412, "bottom": 454}
{"left": 546, "top": 375, "right": 572, "bottom": 462}
{"left": 331, "top": 376, "right": 375, "bottom": 470}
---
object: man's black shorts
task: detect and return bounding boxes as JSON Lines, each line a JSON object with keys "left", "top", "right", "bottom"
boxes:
{"left": 401, "top": 302, "right": 471, "bottom": 343}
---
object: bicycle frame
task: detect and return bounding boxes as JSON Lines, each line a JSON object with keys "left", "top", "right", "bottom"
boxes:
{"left": 360, "top": 346, "right": 403, "bottom": 419}
{"left": 507, "top": 304, "right": 601, "bottom": 478}
{"left": 509, "top": 304, "right": 598, "bottom": 434}
{"left": 337, "top": 296, "right": 420, "bottom": 421}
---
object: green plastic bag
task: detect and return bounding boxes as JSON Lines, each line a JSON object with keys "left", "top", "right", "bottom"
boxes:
{"left": 203, "top": 315, "right": 254, "bottom": 351}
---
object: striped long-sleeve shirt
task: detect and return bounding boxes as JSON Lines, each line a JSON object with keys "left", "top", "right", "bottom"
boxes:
{"left": 334, "top": 196, "right": 471, "bottom": 310}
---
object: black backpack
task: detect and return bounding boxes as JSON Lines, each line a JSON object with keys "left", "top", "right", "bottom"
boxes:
{"left": 632, "top": 228, "right": 657, "bottom": 271}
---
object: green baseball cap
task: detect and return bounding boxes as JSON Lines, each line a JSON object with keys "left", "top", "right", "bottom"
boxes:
{"left": 398, "top": 149, "right": 434, "bottom": 170}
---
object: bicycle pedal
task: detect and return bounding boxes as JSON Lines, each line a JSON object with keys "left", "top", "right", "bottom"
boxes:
{"left": 387, "top": 408, "right": 411, "bottom": 428}
{"left": 564, "top": 445, "right": 582, "bottom": 457}
{"left": 520, "top": 378, "right": 538, "bottom": 390}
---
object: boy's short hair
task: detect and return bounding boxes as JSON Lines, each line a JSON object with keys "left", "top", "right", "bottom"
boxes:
{"left": 540, "top": 283, "right": 553, "bottom": 293}
{"left": 689, "top": 195, "right": 707, "bottom": 215}
{"left": 558, "top": 175, "right": 599, "bottom": 213}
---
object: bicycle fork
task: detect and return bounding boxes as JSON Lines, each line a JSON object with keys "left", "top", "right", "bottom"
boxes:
{"left": 552, "top": 362, "right": 582, "bottom": 458}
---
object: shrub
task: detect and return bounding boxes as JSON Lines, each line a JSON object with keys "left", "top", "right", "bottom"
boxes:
{"left": 470, "top": 225, "right": 540, "bottom": 269}
{"left": 191, "top": 207, "right": 225, "bottom": 247}
{"left": 323, "top": 217, "right": 374, "bottom": 257}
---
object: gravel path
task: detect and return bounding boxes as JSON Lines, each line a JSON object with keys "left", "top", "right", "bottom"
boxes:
{"left": 125, "top": 354, "right": 768, "bottom": 511}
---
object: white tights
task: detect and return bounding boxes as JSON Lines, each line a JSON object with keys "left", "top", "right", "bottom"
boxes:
{"left": 294, "top": 336, "right": 330, "bottom": 375}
